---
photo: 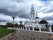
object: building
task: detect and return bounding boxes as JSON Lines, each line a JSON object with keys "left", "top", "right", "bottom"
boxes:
{"left": 15, "top": 5, "right": 53, "bottom": 40}
{"left": 24, "top": 4, "right": 48, "bottom": 31}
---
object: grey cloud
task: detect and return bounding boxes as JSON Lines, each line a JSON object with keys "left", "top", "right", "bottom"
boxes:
{"left": 0, "top": 8, "right": 29, "bottom": 19}
{"left": 0, "top": 20, "right": 11, "bottom": 22}
{"left": 44, "top": 9, "right": 53, "bottom": 13}
{"left": 16, "top": 0, "right": 24, "bottom": 3}
{"left": 44, "top": 16, "right": 53, "bottom": 24}
{"left": 44, "top": 16, "right": 53, "bottom": 21}
{"left": 0, "top": 0, "right": 53, "bottom": 24}
{"left": 0, "top": 0, "right": 30, "bottom": 19}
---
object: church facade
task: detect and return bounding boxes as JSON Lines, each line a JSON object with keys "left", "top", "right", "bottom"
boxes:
{"left": 24, "top": 5, "right": 48, "bottom": 31}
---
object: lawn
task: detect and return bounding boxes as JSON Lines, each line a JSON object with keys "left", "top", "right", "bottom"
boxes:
{"left": 0, "top": 28, "right": 14, "bottom": 38}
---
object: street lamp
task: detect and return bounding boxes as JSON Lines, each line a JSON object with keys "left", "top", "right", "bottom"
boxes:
{"left": 11, "top": 16, "right": 15, "bottom": 36}
{"left": 12, "top": 17, "right": 15, "bottom": 24}
{"left": 12, "top": 17, "right": 17, "bottom": 39}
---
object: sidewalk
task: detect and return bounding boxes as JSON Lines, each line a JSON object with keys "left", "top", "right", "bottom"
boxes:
{"left": 0, "top": 32, "right": 17, "bottom": 40}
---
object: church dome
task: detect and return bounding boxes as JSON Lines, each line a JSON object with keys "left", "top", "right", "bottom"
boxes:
{"left": 35, "top": 17, "right": 39, "bottom": 19}
{"left": 39, "top": 19, "right": 48, "bottom": 24}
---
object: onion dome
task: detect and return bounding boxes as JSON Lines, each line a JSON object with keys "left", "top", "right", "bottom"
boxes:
{"left": 39, "top": 19, "right": 48, "bottom": 24}
{"left": 35, "top": 17, "right": 39, "bottom": 19}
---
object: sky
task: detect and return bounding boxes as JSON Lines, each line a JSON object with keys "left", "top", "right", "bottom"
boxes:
{"left": 0, "top": 0, "right": 53, "bottom": 25}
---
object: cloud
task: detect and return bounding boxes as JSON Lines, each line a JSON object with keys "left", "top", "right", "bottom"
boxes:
{"left": 0, "top": 13, "right": 29, "bottom": 24}
{"left": 38, "top": 1, "right": 53, "bottom": 13}
{"left": 0, "top": 0, "right": 53, "bottom": 24}
{"left": 0, "top": 13, "right": 12, "bottom": 22}
{"left": 0, "top": 22, "right": 6, "bottom": 25}
{"left": 0, "top": 0, "right": 31, "bottom": 19}
{"left": 0, "top": 8, "right": 29, "bottom": 18}
{"left": 15, "top": 17, "right": 30, "bottom": 23}
{"left": 38, "top": 12, "right": 53, "bottom": 18}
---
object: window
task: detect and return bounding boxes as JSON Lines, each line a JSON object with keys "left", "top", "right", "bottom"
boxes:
{"left": 30, "top": 27, "right": 33, "bottom": 30}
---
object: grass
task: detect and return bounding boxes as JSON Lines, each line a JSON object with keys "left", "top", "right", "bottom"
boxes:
{"left": 0, "top": 28, "right": 15, "bottom": 38}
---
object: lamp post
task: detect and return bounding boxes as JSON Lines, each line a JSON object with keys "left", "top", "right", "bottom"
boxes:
{"left": 12, "top": 17, "right": 15, "bottom": 24}
{"left": 12, "top": 17, "right": 17, "bottom": 40}
{"left": 12, "top": 16, "right": 15, "bottom": 36}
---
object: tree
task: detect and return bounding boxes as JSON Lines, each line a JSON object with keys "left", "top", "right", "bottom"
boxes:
{"left": 6, "top": 22, "right": 15, "bottom": 27}
{"left": 19, "top": 21, "right": 24, "bottom": 28}
{"left": 19, "top": 21, "right": 22, "bottom": 25}
{"left": 15, "top": 23, "right": 18, "bottom": 27}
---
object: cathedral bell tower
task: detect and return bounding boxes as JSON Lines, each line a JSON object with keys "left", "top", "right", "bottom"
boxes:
{"left": 30, "top": 4, "right": 35, "bottom": 21}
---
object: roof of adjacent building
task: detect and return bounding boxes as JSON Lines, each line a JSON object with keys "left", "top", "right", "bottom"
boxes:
{"left": 39, "top": 19, "right": 48, "bottom": 24}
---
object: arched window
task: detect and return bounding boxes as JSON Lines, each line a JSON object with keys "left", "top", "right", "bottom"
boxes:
{"left": 27, "top": 27, "right": 29, "bottom": 30}
{"left": 30, "top": 27, "right": 33, "bottom": 30}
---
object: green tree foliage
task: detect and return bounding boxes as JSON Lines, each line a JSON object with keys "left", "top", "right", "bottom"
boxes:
{"left": 15, "top": 23, "right": 18, "bottom": 27}
{"left": 19, "top": 21, "right": 22, "bottom": 25}
{"left": 6, "top": 22, "right": 15, "bottom": 27}
{"left": 19, "top": 21, "right": 24, "bottom": 27}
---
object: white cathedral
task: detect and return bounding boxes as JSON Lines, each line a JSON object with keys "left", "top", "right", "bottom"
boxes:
{"left": 24, "top": 5, "right": 48, "bottom": 31}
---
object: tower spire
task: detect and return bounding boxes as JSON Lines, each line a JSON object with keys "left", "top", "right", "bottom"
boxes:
{"left": 30, "top": 4, "right": 35, "bottom": 20}
{"left": 31, "top": 4, "right": 34, "bottom": 11}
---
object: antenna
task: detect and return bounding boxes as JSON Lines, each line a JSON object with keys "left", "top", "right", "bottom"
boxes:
{"left": 31, "top": 4, "right": 34, "bottom": 11}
